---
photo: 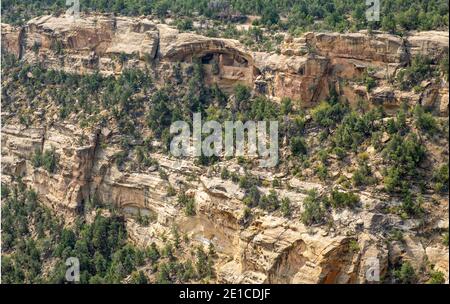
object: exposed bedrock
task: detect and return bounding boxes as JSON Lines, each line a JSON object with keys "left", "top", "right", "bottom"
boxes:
{"left": 2, "top": 15, "right": 448, "bottom": 114}
{"left": 1, "top": 14, "right": 449, "bottom": 284}
{"left": 2, "top": 123, "right": 449, "bottom": 283}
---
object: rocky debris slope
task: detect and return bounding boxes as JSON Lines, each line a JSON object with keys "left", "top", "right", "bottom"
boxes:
{"left": 2, "top": 14, "right": 448, "bottom": 114}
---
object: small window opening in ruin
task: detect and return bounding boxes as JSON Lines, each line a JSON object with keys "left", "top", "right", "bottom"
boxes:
{"left": 234, "top": 56, "right": 248, "bottom": 67}
{"left": 298, "top": 66, "right": 305, "bottom": 75}
{"left": 201, "top": 53, "right": 215, "bottom": 64}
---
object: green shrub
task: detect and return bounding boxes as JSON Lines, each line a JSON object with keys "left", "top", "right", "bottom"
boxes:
{"left": 211, "top": 59, "right": 220, "bottom": 75}
{"left": 239, "top": 173, "right": 260, "bottom": 190}
{"left": 176, "top": 18, "right": 193, "bottom": 31}
{"left": 301, "top": 190, "right": 325, "bottom": 226}
{"left": 318, "top": 149, "right": 328, "bottom": 164}
{"left": 178, "top": 193, "right": 196, "bottom": 216}
{"left": 118, "top": 52, "right": 128, "bottom": 64}
{"left": 433, "top": 163, "right": 449, "bottom": 193}
{"left": 385, "top": 109, "right": 408, "bottom": 135}
{"left": 261, "top": 6, "right": 280, "bottom": 26}
{"left": 401, "top": 193, "right": 424, "bottom": 218}
{"left": 384, "top": 167, "right": 402, "bottom": 193}
{"left": 414, "top": 104, "right": 438, "bottom": 134}
{"left": 243, "top": 186, "right": 261, "bottom": 208}
{"left": 280, "top": 197, "right": 292, "bottom": 217}
{"left": 280, "top": 98, "right": 293, "bottom": 115}
{"left": 352, "top": 162, "right": 375, "bottom": 187}
{"left": 290, "top": 136, "right": 307, "bottom": 156}
{"left": 363, "top": 74, "right": 376, "bottom": 92}
{"left": 326, "top": 190, "right": 360, "bottom": 209}
{"left": 167, "top": 185, "right": 177, "bottom": 197}
{"left": 272, "top": 178, "right": 282, "bottom": 188}
{"left": 443, "top": 232, "right": 449, "bottom": 247}
{"left": 247, "top": 96, "right": 280, "bottom": 120}
{"left": 315, "top": 164, "right": 328, "bottom": 181}
{"left": 87, "top": 194, "right": 103, "bottom": 210}
{"left": 260, "top": 190, "right": 280, "bottom": 212}
{"left": 195, "top": 247, "right": 213, "bottom": 279}
{"left": 333, "top": 147, "right": 346, "bottom": 160}
{"left": 396, "top": 55, "right": 435, "bottom": 90}
{"left": 349, "top": 239, "right": 360, "bottom": 253}
{"left": 130, "top": 271, "right": 148, "bottom": 284}
{"left": 382, "top": 133, "right": 426, "bottom": 191}
{"left": 42, "top": 148, "right": 58, "bottom": 173}
{"left": 234, "top": 84, "right": 251, "bottom": 107}
{"left": 311, "top": 100, "right": 348, "bottom": 129}
{"left": 371, "top": 131, "right": 383, "bottom": 151}
{"left": 51, "top": 40, "right": 64, "bottom": 55}
{"left": 333, "top": 110, "right": 376, "bottom": 151}
{"left": 427, "top": 270, "right": 445, "bottom": 284}
{"left": 32, "top": 148, "right": 43, "bottom": 168}
{"left": 389, "top": 229, "right": 405, "bottom": 242}
{"left": 394, "top": 261, "right": 417, "bottom": 284}
{"left": 440, "top": 56, "right": 449, "bottom": 81}
{"left": 147, "top": 242, "right": 160, "bottom": 263}
{"left": 1, "top": 183, "right": 10, "bottom": 199}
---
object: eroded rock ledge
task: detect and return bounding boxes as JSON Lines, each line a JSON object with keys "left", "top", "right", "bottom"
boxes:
{"left": 2, "top": 120, "right": 449, "bottom": 283}
{"left": 2, "top": 14, "right": 449, "bottom": 114}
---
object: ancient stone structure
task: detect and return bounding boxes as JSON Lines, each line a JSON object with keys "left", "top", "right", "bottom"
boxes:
{"left": 2, "top": 15, "right": 448, "bottom": 113}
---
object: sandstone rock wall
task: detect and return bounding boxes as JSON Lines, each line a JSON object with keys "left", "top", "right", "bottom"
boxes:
{"left": 1, "top": 23, "right": 23, "bottom": 58}
{"left": 2, "top": 15, "right": 448, "bottom": 113}
{"left": 1, "top": 14, "right": 449, "bottom": 283}
{"left": 1, "top": 124, "right": 97, "bottom": 215}
{"left": 2, "top": 123, "right": 448, "bottom": 283}
{"left": 304, "top": 31, "right": 407, "bottom": 64}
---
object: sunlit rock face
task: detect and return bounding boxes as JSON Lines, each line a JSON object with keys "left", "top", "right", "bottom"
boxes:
{"left": 1, "top": 14, "right": 449, "bottom": 284}
{"left": 2, "top": 121, "right": 448, "bottom": 283}
{"left": 2, "top": 15, "right": 448, "bottom": 114}
{"left": 1, "top": 23, "right": 24, "bottom": 58}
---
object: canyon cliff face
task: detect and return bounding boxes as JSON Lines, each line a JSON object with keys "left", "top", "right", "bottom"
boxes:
{"left": 2, "top": 15, "right": 448, "bottom": 113}
{"left": 2, "top": 122, "right": 448, "bottom": 283}
{"left": 1, "top": 14, "right": 449, "bottom": 283}
{"left": 0, "top": 124, "right": 399, "bottom": 283}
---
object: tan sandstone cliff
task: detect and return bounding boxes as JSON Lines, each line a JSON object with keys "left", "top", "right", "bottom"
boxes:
{"left": 1, "top": 14, "right": 449, "bottom": 283}
{"left": 2, "top": 14, "right": 448, "bottom": 113}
